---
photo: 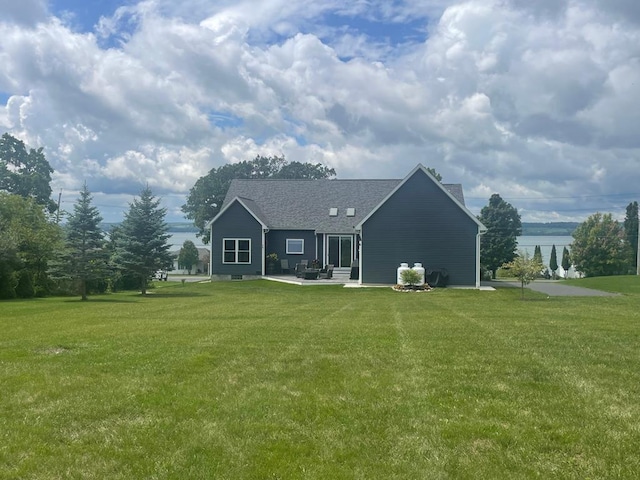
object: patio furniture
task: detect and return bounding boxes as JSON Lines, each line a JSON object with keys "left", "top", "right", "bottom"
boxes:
{"left": 302, "top": 269, "right": 320, "bottom": 280}
{"left": 319, "top": 264, "right": 334, "bottom": 279}
{"left": 280, "top": 259, "right": 290, "bottom": 274}
{"left": 295, "top": 263, "right": 306, "bottom": 277}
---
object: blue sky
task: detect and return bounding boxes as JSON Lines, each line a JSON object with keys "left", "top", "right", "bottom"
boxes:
{"left": 1, "top": 0, "right": 639, "bottom": 223}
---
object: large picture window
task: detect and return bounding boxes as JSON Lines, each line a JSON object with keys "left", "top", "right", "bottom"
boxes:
{"left": 223, "top": 238, "right": 251, "bottom": 264}
{"left": 286, "top": 238, "right": 304, "bottom": 255}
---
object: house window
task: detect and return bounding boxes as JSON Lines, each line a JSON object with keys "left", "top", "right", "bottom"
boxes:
{"left": 286, "top": 238, "right": 304, "bottom": 255}
{"left": 223, "top": 238, "right": 251, "bottom": 264}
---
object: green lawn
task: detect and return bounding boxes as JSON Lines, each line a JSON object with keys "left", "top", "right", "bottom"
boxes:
{"left": 1, "top": 279, "right": 640, "bottom": 479}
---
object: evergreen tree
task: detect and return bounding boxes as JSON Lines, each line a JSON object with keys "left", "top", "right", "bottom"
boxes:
{"left": 533, "top": 245, "right": 543, "bottom": 268}
{"left": 561, "top": 246, "right": 571, "bottom": 278}
{"left": 478, "top": 193, "right": 522, "bottom": 279}
{"left": 114, "top": 186, "right": 172, "bottom": 294}
{"left": 178, "top": 240, "right": 199, "bottom": 274}
{"left": 549, "top": 244, "right": 558, "bottom": 278}
{"left": 623, "top": 201, "right": 638, "bottom": 273}
{"left": 51, "top": 184, "right": 109, "bottom": 300}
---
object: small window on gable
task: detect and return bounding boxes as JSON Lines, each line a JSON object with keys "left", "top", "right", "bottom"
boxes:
{"left": 329, "top": 208, "right": 338, "bottom": 217}
{"left": 346, "top": 208, "right": 355, "bottom": 217}
{"left": 286, "top": 238, "right": 304, "bottom": 255}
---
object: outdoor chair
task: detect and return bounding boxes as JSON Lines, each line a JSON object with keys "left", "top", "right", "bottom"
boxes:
{"left": 280, "top": 259, "right": 290, "bottom": 274}
{"left": 295, "top": 263, "right": 306, "bottom": 277}
{"left": 319, "top": 264, "right": 334, "bottom": 279}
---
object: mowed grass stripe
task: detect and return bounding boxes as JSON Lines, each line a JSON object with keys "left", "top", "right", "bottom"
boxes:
{"left": 1, "top": 279, "right": 640, "bottom": 478}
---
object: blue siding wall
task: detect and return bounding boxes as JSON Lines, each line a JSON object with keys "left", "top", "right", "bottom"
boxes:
{"left": 266, "top": 230, "right": 318, "bottom": 267}
{"left": 211, "top": 202, "right": 263, "bottom": 276}
{"left": 361, "top": 170, "right": 480, "bottom": 285}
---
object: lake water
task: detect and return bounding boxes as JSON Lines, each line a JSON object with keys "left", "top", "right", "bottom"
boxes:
{"left": 517, "top": 235, "right": 575, "bottom": 276}
{"left": 167, "top": 232, "right": 207, "bottom": 252}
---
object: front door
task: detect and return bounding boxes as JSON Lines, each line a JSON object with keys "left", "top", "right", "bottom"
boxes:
{"left": 327, "top": 235, "right": 353, "bottom": 268}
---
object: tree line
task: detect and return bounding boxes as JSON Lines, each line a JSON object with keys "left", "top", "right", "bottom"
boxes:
{"left": 1, "top": 135, "right": 337, "bottom": 300}
{"left": 0, "top": 133, "right": 173, "bottom": 300}
{"left": 478, "top": 193, "right": 639, "bottom": 280}
{"left": 3, "top": 131, "right": 637, "bottom": 301}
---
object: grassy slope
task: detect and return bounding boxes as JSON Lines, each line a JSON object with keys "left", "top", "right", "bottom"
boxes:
{"left": 1, "top": 280, "right": 639, "bottom": 479}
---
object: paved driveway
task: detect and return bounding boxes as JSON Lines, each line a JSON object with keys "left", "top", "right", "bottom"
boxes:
{"left": 485, "top": 280, "right": 619, "bottom": 297}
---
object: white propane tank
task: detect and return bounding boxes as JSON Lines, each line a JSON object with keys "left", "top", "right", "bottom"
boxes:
{"left": 397, "top": 263, "right": 410, "bottom": 284}
{"left": 412, "top": 263, "right": 426, "bottom": 285}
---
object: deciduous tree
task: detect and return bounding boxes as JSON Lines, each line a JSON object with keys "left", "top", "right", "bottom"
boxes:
{"left": 571, "top": 213, "right": 629, "bottom": 277}
{"left": 0, "top": 133, "right": 56, "bottom": 213}
{"left": 178, "top": 240, "right": 199, "bottom": 274}
{"left": 478, "top": 193, "right": 522, "bottom": 279}
{"left": 113, "top": 186, "right": 172, "bottom": 295}
{"left": 182, "top": 155, "right": 335, "bottom": 243}
{"left": 502, "top": 250, "right": 544, "bottom": 299}
{"left": 561, "top": 246, "right": 571, "bottom": 278}
{"left": 0, "top": 193, "right": 62, "bottom": 298}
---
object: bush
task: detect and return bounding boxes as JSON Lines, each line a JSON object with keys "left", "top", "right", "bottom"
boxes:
{"left": 400, "top": 268, "right": 422, "bottom": 286}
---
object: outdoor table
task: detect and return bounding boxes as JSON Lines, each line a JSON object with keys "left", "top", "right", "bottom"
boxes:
{"left": 303, "top": 269, "right": 320, "bottom": 280}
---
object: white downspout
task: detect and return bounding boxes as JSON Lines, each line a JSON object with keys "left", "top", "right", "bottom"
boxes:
{"left": 262, "top": 229, "right": 268, "bottom": 276}
{"left": 357, "top": 231, "right": 363, "bottom": 285}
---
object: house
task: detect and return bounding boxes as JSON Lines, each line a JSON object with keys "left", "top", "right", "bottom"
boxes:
{"left": 206, "top": 164, "right": 487, "bottom": 287}
{"left": 171, "top": 247, "right": 210, "bottom": 275}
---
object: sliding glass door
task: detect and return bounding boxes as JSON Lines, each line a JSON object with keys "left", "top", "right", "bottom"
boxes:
{"left": 327, "top": 235, "right": 353, "bottom": 268}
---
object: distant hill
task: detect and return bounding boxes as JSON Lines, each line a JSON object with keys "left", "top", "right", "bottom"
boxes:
{"left": 521, "top": 222, "right": 578, "bottom": 236}
{"left": 100, "top": 222, "right": 198, "bottom": 233}
{"left": 99, "top": 222, "right": 579, "bottom": 235}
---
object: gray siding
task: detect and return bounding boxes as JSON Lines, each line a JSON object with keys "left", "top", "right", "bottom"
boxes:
{"left": 361, "top": 170, "right": 479, "bottom": 285}
{"left": 211, "top": 201, "right": 263, "bottom": 276}
{"left": 266, "top": 230, "right": 318, "bottom": 266}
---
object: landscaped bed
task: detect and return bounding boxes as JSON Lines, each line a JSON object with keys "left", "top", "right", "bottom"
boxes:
{"left": 2, "top": 277, "right": 640, "bottom": 478}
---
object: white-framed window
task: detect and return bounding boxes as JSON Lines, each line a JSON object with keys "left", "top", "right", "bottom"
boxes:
{"left": 286, "top": 238, "right": 304, "bottom": 255}
{"left": 223, "top": 238, "right": 251, "bottom": 264}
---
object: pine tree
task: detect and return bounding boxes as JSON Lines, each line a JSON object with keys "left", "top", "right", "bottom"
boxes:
{"left": 533, "top": 245, "right": 543, "bottom": 267}
{"left": 549, "top": 244, "right": 558, "bottom": 278}
{"left": 114, "top": 186, "right": 172, "bottom": 294}
{"left": 52, "top": 184, "right": 109, "bottom": 300}
{"left": 178, "top": 240, "right": 200, "bottom": 274}
{"left": 561, "top": 246, "right": 571, "bottom": 278}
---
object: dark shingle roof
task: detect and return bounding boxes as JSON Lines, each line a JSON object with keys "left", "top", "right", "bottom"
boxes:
{"left": 221, "top": 178, "right": 465, "bottom": 233}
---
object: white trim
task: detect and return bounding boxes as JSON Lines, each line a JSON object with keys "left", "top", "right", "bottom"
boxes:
{"left": 476, "top": 232, "right": 482, "bottom": 288}
{"left": 222, "top": 238, "right": 252, "bottom": 264}
{"left": 206, "top": 197, "right": 268, "bottom": 230}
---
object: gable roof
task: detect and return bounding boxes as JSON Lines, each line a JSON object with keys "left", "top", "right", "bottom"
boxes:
{"left": 212, "top": 168, "right": 469, "bottom": 233}
{"left": 208, "top": 196, "right": 268, "bottom": 230}
{"left": 356, "top": 164, "right": 486, "bottom": 232}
